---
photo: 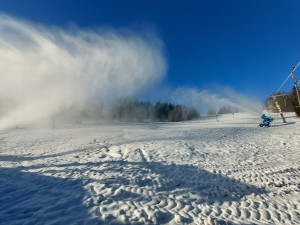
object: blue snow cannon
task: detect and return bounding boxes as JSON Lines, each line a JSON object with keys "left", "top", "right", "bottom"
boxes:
{"left": 259, "top": 114, "right": 274, "bottom": 127}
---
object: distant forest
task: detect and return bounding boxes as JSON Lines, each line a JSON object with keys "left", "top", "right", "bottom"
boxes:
{"left": 55, "top": 99, "right": 200, "bottom": 123}
{"left": 265, "top": 86, "right": 300, "bottom": 116}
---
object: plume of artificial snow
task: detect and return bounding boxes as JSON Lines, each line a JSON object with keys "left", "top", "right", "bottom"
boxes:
{"left": 0, "top": 15, "right": 167, "bottom": 129}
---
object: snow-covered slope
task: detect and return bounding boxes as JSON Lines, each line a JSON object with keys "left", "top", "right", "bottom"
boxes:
{"left": 1, "top": 113, "right": 300, "bottom": 224}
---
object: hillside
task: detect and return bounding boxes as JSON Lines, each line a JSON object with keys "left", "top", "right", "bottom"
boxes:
{"left": 1, "top": 113, "right": 300, "bottom": 224}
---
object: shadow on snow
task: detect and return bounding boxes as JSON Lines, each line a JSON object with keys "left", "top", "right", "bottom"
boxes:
{"left": 0, "top": 167, "right": 96, "bottom": 225}
{"left": 0, "top": 160, "right": 268, "bottom": 225}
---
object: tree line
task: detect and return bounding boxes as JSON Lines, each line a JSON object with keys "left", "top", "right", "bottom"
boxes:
{"left": 112, "top": 99, "right": 200, "bottom": 122}
{"left": 55, "top": 99, "right": 200, "bottom": 123}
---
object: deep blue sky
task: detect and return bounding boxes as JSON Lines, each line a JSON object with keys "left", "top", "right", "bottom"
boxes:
{"left": 1, "top": 0, "right": 299, "bottom": 101}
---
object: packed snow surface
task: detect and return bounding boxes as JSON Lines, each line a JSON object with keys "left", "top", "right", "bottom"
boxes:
{"left": 0, "top": 113, "right": 300, "bottom": 225}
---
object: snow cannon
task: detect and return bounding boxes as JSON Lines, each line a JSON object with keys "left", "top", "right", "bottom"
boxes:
{"left": 259, "top": 114, "right": 274, "bottom": 127}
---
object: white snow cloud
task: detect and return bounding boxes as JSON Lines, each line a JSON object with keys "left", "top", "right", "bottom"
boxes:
{"left": 169, "top": 87, "right": 262, "bottom": 115}
{"left": 0, "top": 15, "right": 167, "bottom": 129}
{"left": 145, "top": 85, "right": 262, "bottom": 115}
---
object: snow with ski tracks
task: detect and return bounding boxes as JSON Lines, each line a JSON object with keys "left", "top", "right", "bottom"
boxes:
{"left": 1, "top": 113, "right": 300, "bottom": 225}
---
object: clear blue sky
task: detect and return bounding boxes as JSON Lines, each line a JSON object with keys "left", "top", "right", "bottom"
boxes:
{"left": 1, "top": 0, "right": 299, "bottom": 101}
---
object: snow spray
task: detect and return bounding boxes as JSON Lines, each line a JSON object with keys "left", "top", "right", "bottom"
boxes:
{"left": 167, "top": 87, "right": 263, "bottom": 116}
{"left": 0, "top": 14, "right": 167, "bottom": 129}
